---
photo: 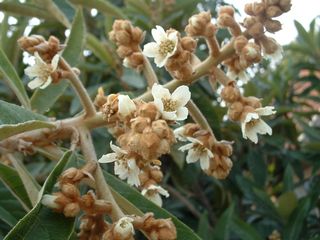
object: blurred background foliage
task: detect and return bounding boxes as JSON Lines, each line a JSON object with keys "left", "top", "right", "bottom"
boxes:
{"left": 0, "top": 0, "right": 319, "bottom": 239}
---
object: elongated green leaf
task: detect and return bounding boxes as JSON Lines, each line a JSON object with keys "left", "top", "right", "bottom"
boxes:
{"left": 213, "top": 202, "right": 235, "bottom": 239}
{"left": 0, "top": 182, "right": 27, "bottom": 227}
{"left": 231, "top": 217, "right": 263, "bottom": 240}
{"left": 0, "top": 2, "right": 54, "bottom": 20}
{"left": 283, "top": 198, "right": 311, "bottom": 240}
{"left": 68, "top": 0, "right": 126, "bottom": 19}
{"left": 0, "top": 120, "right": 55, "bottom": 141}
{"left": 4, "top": 151, "right": 75, "bottom": 240}
{"left": 7, "top": 154, "right": 41, "bottom": 207}
{"left": 31, "top": 8, "right": 85, "bottom": 113}
{"left": 86, "top": 34, "right": 117, "bottom": 69}
{"left": 0, "top": 100, "right": 47, "bottom": 125}
{"left": 103, "top": 171, "right": 202, "bottom": 240}
{"left": 0, "top": 49, "right": 30, "bottom": 109}
{"left": 0, "top": 163, "right": 32, "bottom": 210}
{"left": 197, "top": 213, "right": 213, "bottom": 239}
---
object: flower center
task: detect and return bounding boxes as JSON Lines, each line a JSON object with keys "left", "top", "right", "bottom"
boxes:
{"left": 162, "top": 98, "right": 177, "bottom": 112}
{"left": 247, "top": 119, "right": 259, "bottom": 127}
{"left": 195, "top": 143, "right": 207, "bottom": 154}
{"left": 158, "top": 39, "right": 175, "bottom": 56}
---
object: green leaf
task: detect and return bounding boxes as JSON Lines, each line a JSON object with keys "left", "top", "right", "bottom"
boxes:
{"left": 4, "top": 151, "right": 75, "bottom": 240}
{"left": 213, "top": 202, "right": 235, "bottom": 239}
{"left": 103, "top": 171, "right": 202, "bottom": 240}
{"left": 0, "top": 181, "right": 27, "bottom": 227}
{"left": 231, "top": 217, "right": 263, "bottom": 240}
{"left": 277, "top": 191, "right": 298, "bottom": 220}
{"left": 31, "top": 8, "right": 85, "bottom": 113}
{"left": 283, "top": 198, "right": 311, "bottom": 240}
{"left": 0, "top": 120, "right": 55, "bottom": 141}
{"left": 197, "top": 212, "right": 213, "bottom": 239}
{"left": 0, "top": 2, "right": 54, "bottom": 21}
{"left": 0, "top": 49, "right": 30, "bottom": 109}
{"left": 68, "top": 0, "right": 126, "bottom": 19}
{"left": 7, "top": 154, "right": 41, "bottom": 207}
{"left": 0, "top": 163, "right": 32, "bottom": 210}
{"left": 86, "top": 34, "right": 117, "bottom": 69}
{"left": 246, "top": 150, "right": 267, "bottom": 187}
{"left": 0, "top": 100, "right": 47, "bottom": 125}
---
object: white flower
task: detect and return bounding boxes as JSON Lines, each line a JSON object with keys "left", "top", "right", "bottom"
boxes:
{"left": 114, "top": 216, "right": 135, "bottom": 238}
{"left": 141, "top": 185, "right": 169, "bottom": 207}
{"left": 179, "top": 137, "right": 213, "bottom": 171}
{"left": 25, "top": 52, "right": 59, "bottom": 89}
{"left": 42, "top": 194, "right": 59, "bottom": 209}
{"left": 143, "top": 25, "right": 178, "bottom": 67}
{"left": 99, "top": 142, "right": 140, "bottom": 187}
{"left": 118, "top": 95, "right": 136, "bottom": 117}
{"left": 173, "top": 126, "right": 188, "bottom": 141}
{"left": 241, "top": 106, "right": 276, "bottom": 144}
{"left": 227, "top": 70, "right": 250, "bottom": 84}
{"left": 152, "top": 84, "right": 191, "bottom": 121}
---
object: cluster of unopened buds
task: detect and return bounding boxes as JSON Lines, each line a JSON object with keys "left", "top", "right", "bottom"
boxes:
{"left": 15, "top": 0, "right": 291, "bottom": 238}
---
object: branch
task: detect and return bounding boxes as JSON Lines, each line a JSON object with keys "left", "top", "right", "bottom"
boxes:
{"left": 77, "top": 126, "right": 125, "bottom": 221}
{"left": 60, "top": 58, "right": 96, "bottom": 118}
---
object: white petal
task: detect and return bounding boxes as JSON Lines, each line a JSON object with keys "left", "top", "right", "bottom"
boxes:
{"left": 39, "top": 76, "right": 52, "bottom": 89}
{"left": 178, "top": 142, "right": 194, "bottom": 152}
{"left": 110, "top": 141, "right": 127, "bottom": 155}
{"left": 241, "top": 121, "right": 247, "bottom": 139}
{"left": 171, "top": 85, "right": 191, "bottom": 107}
{"left": 143, "top": 42, "right": 159, "bottom": 58}
{"left": 42, "top": 194, "right": 59, "bottom": 209}
{"left": 98, "top": 153, "right": 117, "bottom": 163}
{"left": 28, "top": 78, "right": 44, "bottom": 89}
{"left": 148, "top": 192, "right": 163, "bottom": 206}
{"left": 118, "top": 95, "right": 136, "bottom": 117}
{"left": 152, "top": 25, "right": 166, "bottom": 43}
{"left": 255, "top": 119, "right": 272, "bottom": 135}
{"left": 200, "top": 154, "right": 210, "bottom": 171}
{"left": 34, "top": 52, "right": 46, "bottom": 66}
{"left": 154, "top": 98, "right": 164, "bottom": 113}
{"left": 162, "top": 111, "right": 177, "bottom": 120}
{"left": 186, "top": 148, "right": 200, "bottom": 163}
{"left": 176, "top": 107, "right": 188, "bottom": 121}
{"left": 25, "top": 65, "right": 40, "bottom": 78}
{"left": 154, "top": 54, "right": 168, "bottom": 67}
{"left": 51, "top": 54, "right": 60, "bottom": 70}
{"left": 244, "top": 112, "right": 259, "bottom": 123}
{"left": 255, "top": 106, "right": 276, "bottom": 116}
{"left": 151, "top": 84, "right": 171, "bottom": 100}
{"left": 174, "top": 126, "right": 187, "bottom": 141}
{"left": 245, "top": 126, "right": 259, "bottom": 144}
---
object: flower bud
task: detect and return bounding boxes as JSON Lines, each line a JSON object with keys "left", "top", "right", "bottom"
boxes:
{"left": 228, "top": 101, "right": 244, "bottom": 121}
{"left": 244, "top": 3, "right": 255, "bottom": 16}
{"left": 61, "top": 183, "right": 80, "bottom": 199}
{"left": 181, "top": 37, "right": 197, "bottom": 52}
{"left": 221, "top": 84, "right": 240, "bottom": 103}
{"left": 234, "top": 36, "right": 248, "bottom": 54}
{"left": 265, "top": 19, "right": 282, "bottom": 33}
{"left": 219, "top": 6, "right": 235, "bottom": 17}
{"left": 63, "top": 202, "right": 80, "bottom": 217}
{"left": 279, "top": 0, "right": 292, "bottom": 12}
{"left": 113, "top": 217, "right": 135, "bottom": 240}
{"left": 243, "top": 96, "right": 262, "bottom": 108}
{"left": 266, "top": 5, "right": 283, "bottom": 18}
{"left": 247, "top": 22, "right": 264, "bottom": 38}
{"left": 131, "top": 117, "right": 151, "bottom": 133}
{"left": 252, "top": 2, "right": 265, "bottom": 15}
{"left": 267, "top": 0, "right": 280, "bottom": 5}
{"left": 137, "top": 102, "right": 160, "bottom": 120}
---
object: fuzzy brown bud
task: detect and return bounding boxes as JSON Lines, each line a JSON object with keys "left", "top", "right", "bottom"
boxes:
{"left": 123, "top": 52, "right": 145, "bottom": 70}
{"left": 252, "top": 2, "right": 265, "bottom": 15}
{"left": 244, "top": 3, "right": 255, "bottom": 16}
{"left": 266, "top": 5, "right": 283, "bottom": 18}
{"left": 265, "top": 19, "right": 282, "bottom": 33}
{"left": 247, "top": 22, "right": 264, "bottom": 38}
{"left": 279, "top": 0, "right": 292, "bottom": 12}
{"left": 61, "top": 183, "right": 80, "bottom": 199}
{"left": 234, "top": 36, "right": 248, "bottom": 54}
{"left": 228, "top": 101, "right": 244, "bottom": 121}
{"left": 63, "top": 202, "right": 80, "bottom": 217}
{"left": 243, "top": 96, "right": 262, "bottom": 108}
{"left": 137, "top": 102, "right": 160, "bottom": 121}
{"left": 221, "top": 83, "right": 240, "bottom": 103}
{"left": 181, "top": 37, "right": 197, "bottom": 52}
{"left": 219, "top": 6, "right": 235, "bottom": 17}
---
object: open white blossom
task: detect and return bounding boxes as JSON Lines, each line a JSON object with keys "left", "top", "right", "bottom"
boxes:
{"left": 143, "top": 25, "right": 178, "bottom": 67}
{"left": 114, "top": 216, "right": 135, "bottom": 239}
{"left": 99, "top": 142, "right": 140, "bottom": 187}
{"left": 241, "top": 106, "right": 276, "bottom": 144}
{"left": 179, "top": 137, "right": 213, "bottom": 171}
{"left": 152, "top": 84, "right": 191, "bottom": 121}
{"left": 118, "top": 95, "right": 136, "bottom": 117}
{"left": 25, "top": 52, "right": 59, "bottom": 89}
{"left": 227, "top": 70, "right": 250, "bottom": 84}
{"left": 141, "top": 185, "right": 169, "bottom": 207}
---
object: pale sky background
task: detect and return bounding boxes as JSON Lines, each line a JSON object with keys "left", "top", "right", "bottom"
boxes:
{"left": 226, "top": 0, "right": 320, "bottom": 45}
